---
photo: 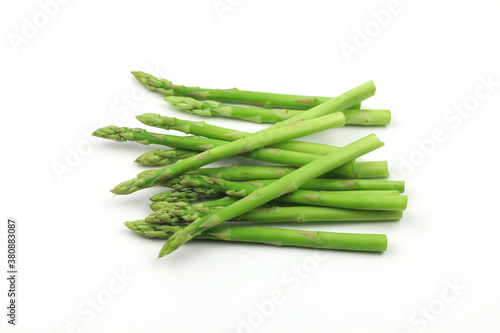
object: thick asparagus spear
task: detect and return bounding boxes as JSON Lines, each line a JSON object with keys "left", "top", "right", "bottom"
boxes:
{"left": 136, "top": 113, "right": 340, "bottom": 155}
{"left": 159, "top": 133, "right": 384, "bottom": 256}
{"left": 146, "top": 204, "right": 403, "bottom": 224}
{"left": 132, "top": 71, "right": 362, "bottom": 110}
{"left": 93, "top": 126, "right": 353, "bottom": 175}
{"left": 126, "top": 221, "right": 387, "bottom": 252}
{"left": 165, "top": 96, "right": 390, "bottom": 125}
{"left": 110, "top": 112, "right": 346, "bottom": 194}
{"left": 163, "top": 175, "right": 407, "bottom": 211}
{"left": 135, "top": 149, "right": 197, "bottom": 166}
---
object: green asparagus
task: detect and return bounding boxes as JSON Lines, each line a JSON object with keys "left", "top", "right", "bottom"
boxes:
{"left": 136, "top": 113, "right": 341, "bottom": 155}
{"left": 146, "top": 204, "right": 403, "bottom": 224}
{"left": 185, "top": 165, "right": 390, "bottom": 181}
{"left": 110, "top": 112, "right": 347, "bottom": 194}
{"left": 126, "top": 220, "right": 387, "bottom": 252}
{"left": 346, "top": 161, "right": 389, "bottom": 178}
{"left": 93, "top": 126, "right": 353, "bottom": 175}
{"left": 149, "top": 197, "right": 238, "bottom": 214}
{"left": 159, "top": 133, "right": 385, "bottom": 256}
{"left": 244, "top": 178, "right": 404, "bottom": 192}
{"left": 165, "top": 96, "right": 390, "bottom": 125}
{"left": 163, "top": 175, "right": 407, "bottom": 211}
{"left": 132, "top": 71, "right": 362, "bottom": 110}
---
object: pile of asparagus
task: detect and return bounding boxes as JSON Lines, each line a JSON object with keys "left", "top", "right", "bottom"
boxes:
{"left": 93, "top": 72, "right": 407, "bottom": 257}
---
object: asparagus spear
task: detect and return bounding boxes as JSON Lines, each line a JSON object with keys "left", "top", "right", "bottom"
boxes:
{"left": 185, "top": 165, "right": 390, "bottom": 181}
{"left": 242, "top": 178, "right": 404, "bottom": 192}
{"left": 132, "top": 71, "right": 362, "bottom": 110}
{"left": 110, "top": 112, "right": 346, "bottom": 194}
{"left": 135, "top": 149, "right": 197, "bottom": 166}
{"left": 159, "top": 133, "right": 385, "bottom": 256}
{"left": 164, "top": 175, "right": 407, "bottom": 211}
{"left": 93, "top": 126, "right": 353, "bottom": 175}
{"left": 187, "top": 165, "right": 298, "bottom": 180}
{"left": 136, "top": 113, "right": 341, "bottom": 155}
{"left": 146, "top": 204, "right": 403, "bottom": 224}
{"left": 165, "top": 96, "right": 390, "bottom": 125}
{"left": 169, "top": 176, "right": 401, "bottom": 197}
{"left": 149, "top": 197, "right": 266, "bottom": 212}
{"left": 126, "top": 221, "right": 387, "bottom": 252}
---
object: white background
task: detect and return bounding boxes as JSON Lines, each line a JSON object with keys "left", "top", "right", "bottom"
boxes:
{"left": 2, "top": 0, "right": 500, "bottom": 332}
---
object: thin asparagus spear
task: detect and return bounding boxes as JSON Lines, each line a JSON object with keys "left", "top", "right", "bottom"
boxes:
{"left": 126, "top": 221, "right": 387, "bottom": 252}
{"left": 165, "top": 96, "right": 390, "bottom": 125}
{"left": 185, "top": 165, "right": 390, "bottom": 181}
{"left": 93, "top": 126, "right": 353, "bottom": 175}
{"left": 242, "top": 178, "right": 404, "bottom": 192}
{"left": 132, "top": 71, "right": 362, "bottom": 110}
{"left": 136, "top": 113, "right": 340, "bottom": 155}
{"left": 135, "top": 149, "right": 197, "bottom": 166}
{"left": 159, "top": 133, "right": 384, "bottom": 256}
{"left": 187, "top": 166, "right": 298, "bottom": 180}
{"left": 163, "top": 175, "right": 407, "bottom": 211}
{"left": 146, "top": 204, "right": 403, "bottom": 224}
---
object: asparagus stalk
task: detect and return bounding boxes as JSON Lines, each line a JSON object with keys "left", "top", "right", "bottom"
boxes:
{"left": 110, "top": 112, "right": 346, "bottom": 194}
{"left": 242, "top": 178, "right": 404, "bottom": 192}
{"left": 159, "top": 133, "right": 385, "bottom": 256}
{"left": 132, "top": 71, "right": 362, "bottom": 110}
{"left": 347, "top": 161, "right": 389, "bottom": 178}
{"left": 126, "top": 221, "right": 387, "bottom": 252}
{"left": 146, "top": 204, "right": 403, "bottom": 224}
{"left": 93, "top": 126, "right": 353, "bottom": 175}
{"left": 163, "top": 175, "right": 407, "bottom": 211}
{"left": 149, "top": 197, "right": 266, "bottom": 213}
{"left": 135, "top": 149, "right": 197, "bottom": 166}
{"left": 187, "top": 165, "right": 297, "bottom": 180}
{"left": 165, "top": 97, "right": 390, "bottom": 125}
{"left": 186, "top": 165, "right": 390, "bottom": 181}
{"left": 136, "top": 113, "right": 341, "bottom": 155}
